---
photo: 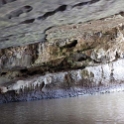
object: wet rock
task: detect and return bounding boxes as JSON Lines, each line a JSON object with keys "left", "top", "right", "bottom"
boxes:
{"left": 1, "top": 0, "right": 124, "bottom": 103}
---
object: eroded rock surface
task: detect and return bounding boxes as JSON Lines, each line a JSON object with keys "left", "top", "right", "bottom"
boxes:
{"left": 1, "top": 0, "right": 124, "bottom": 103}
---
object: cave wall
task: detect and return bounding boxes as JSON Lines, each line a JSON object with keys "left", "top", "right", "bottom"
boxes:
{"left": 0, "top": 0, "right": 124, "bottom": 103}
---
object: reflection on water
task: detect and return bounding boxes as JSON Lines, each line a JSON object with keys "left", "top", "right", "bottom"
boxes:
{"left": 0, "top": 92, "right": 124, "bottom": 124}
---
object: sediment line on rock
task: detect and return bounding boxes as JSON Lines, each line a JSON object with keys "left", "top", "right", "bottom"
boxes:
{"left": 1, "top": 84, "right": 124, "bottom": 103}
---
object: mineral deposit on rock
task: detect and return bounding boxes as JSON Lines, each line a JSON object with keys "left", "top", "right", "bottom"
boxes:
{"left": 0, "top": 0, "right": 124, "bottom": 103}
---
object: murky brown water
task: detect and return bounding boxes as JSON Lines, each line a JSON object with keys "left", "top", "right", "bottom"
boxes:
{"left": 0, "top": 92, "right": 124, "bottom": 124}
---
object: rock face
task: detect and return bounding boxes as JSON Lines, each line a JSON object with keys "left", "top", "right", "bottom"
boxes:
{"left": 1, "top": 0, "right": 124, "bottom": 103}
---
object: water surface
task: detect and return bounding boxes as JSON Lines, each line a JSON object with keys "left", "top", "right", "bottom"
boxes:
{"left": 0, "top": 92, "right": 124, "bottom": 124}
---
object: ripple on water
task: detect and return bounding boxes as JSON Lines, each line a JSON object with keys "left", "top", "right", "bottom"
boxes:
{"left": 0, "top": 92, "right": 124, "bottom": 124}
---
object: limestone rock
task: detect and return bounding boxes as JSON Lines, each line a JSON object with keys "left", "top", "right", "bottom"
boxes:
{"left": 1, "top": 0, "right": 124, "bottom": 103}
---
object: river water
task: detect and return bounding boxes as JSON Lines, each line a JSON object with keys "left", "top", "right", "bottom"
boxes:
{"left": 0, "top": 92, "right": 124, "bottom": 124}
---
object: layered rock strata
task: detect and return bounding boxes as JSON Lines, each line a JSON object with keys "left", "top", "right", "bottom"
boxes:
{"left": 1, "top": 0, "right": 124, "bottom": 103}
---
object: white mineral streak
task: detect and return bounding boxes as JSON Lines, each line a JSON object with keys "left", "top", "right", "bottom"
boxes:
{"left": 0, "top": 59, "right": 124, "bottom": 93}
